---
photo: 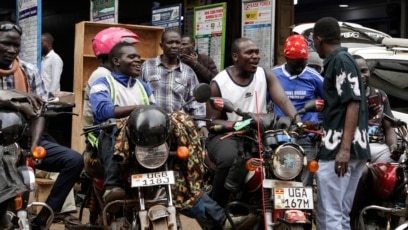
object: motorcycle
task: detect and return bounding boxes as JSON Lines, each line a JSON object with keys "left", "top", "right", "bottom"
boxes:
{"left": 69, "top": 83, "right": 211, "bottom": 230}
{"left": 0, "top": 91, "right": 76, "bottom": 229}
{"left": 205, "top": 98, "right": 323, "bottom": 230}
{"left": 354, "top": 114, "right": 408, "bottom": 230}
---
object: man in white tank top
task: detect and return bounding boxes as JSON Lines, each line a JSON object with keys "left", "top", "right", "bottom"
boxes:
{"left": 206, "top": 38, "right": 301, "bottom": 208}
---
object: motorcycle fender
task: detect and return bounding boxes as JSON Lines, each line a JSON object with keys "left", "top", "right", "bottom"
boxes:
{"left": 148, "top": 205, "right": 169, "bottom": 221}
{"left": 138, "top": 210, "right": 149, "bottom": 230}
{"left": 282, "top": 210, "right": 308, "bottom": 223}
{"left": 166, "top": 206, "right": 177, "bottom": 230}
{"left": 17, "top": 166, "right": 35, "bottom": 191}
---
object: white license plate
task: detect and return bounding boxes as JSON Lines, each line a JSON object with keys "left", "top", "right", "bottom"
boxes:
{"left": 274, "top": 187, "right": 314, "bottom": 210}
{"left": 131, "top": 171, "right": 175, "bottom": 187}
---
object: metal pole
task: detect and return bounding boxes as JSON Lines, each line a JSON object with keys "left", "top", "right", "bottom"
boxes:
{"left": 401, "top": 0, "right": 407, "bottom": 38}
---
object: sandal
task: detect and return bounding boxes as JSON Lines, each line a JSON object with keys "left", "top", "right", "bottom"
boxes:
{"left": 53, "top": 212, "right": 80, "bottom": 224}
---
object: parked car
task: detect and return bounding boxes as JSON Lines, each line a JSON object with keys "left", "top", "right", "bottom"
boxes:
{"left": 292, "top": 22, "right": 408, "bottom": 122}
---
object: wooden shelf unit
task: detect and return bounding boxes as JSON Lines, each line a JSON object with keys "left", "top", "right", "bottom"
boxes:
{"left": 71, "top": 21, "right": 164, "bottom": 153}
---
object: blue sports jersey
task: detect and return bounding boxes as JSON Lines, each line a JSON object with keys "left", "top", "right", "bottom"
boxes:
{"left": 272, "top": 65, "right": 324, "bottom": 123}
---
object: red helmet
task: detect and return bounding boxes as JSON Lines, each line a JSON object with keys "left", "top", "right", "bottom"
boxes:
{"left": 92, "top": 27, "right": 140, "bottom": 57}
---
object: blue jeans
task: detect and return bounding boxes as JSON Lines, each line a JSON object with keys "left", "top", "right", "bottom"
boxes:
{"left": 180, "top": 193, "right": 226, "bottom": 227}
{"left": 298, "top": 137, "right": 319, "bottom": 186}
{"left": 97, "top": 129, "right": 122, "bottom": 188}
{"left": 35, "top": 139, "right": 83, "bottom": 212}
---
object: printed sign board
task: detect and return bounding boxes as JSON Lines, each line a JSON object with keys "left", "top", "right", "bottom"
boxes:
{"left": 194, "top": 3, "right": 227, "bottom": 71}
{"left": 242, "top": 0, "right": 275, "bottom": 68}
{"left": 152, "top": 3, "right": 182, "bottom": 32}
{"left": 17, "top": 0, "right": 42, "bottom": 68}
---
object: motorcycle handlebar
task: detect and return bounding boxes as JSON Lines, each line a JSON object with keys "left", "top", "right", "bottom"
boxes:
{"left": 81, "top": 119, "right": 117, "bottom": 135}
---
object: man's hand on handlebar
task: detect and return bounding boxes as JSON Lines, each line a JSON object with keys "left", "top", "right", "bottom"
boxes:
{"left": 199, "top": 126, "right": 209, "bottom": 138}
{"left": 12, "top": 89, "right": 45, "bottom": 110}
{"left": 303, "top": 121, "right": 320, "bottom": 130}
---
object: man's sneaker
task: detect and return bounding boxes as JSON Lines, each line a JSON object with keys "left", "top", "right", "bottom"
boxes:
{"left": 223, "top": 215, "right": 248, "bottom": 230}
{"left": 103, "top": 187, "right": 125, "bottom": 212}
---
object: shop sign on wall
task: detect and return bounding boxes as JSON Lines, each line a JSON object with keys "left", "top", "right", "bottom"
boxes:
{"left": 17, "top": 0, "right": 42, "bottom": 68}
{"left": 152, "top": 4, "right": 182, "bottom": 32}
{"left": 194, "top": 3, "right": 227, "bottom": 71}
{"left": 242, "top": 0, "right": 275, "bottom": 68}
{"left": 90, "top": 0, "right": 118, "bottom": 23}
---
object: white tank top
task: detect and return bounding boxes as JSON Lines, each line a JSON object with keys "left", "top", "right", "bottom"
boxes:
{"left": 213, "top": 67, "right": 268, "bottom": 121}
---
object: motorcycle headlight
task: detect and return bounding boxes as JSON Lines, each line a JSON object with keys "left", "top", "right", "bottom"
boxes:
{"left": 272, "top": 143, "right": 304, "bottom": 180}
{"left": 135, "top": 143, "right": 169, "bottom": 169}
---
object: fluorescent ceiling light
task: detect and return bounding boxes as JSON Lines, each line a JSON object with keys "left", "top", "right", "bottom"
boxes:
{"left": 339, "top": 4, "right": 349, "bottom": 7}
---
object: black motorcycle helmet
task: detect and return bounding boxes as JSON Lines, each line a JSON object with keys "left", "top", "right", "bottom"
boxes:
{"left": 0, "top": 108, "right": 28, "bottom": 146}
{"left": 127, "top": 106, "right": 170, "bottom": 147}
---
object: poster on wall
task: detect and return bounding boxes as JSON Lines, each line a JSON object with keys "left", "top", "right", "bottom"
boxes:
{"left": 90, "top": 0, "right": 118, "bottom": 23}
{"left": 152, "top": 4, "right": 182, "bottom": 32}
{"left": 242, "top": 0, "right": 275, "bottom": 68}
{"left": 17, "top": 0, "right": 41, "bottom": 68}
{"left": 194, "top": 3, "right": 227, "bottom": 71}
{"left": 183, "top": 0, "right": 208, "bottom": 36}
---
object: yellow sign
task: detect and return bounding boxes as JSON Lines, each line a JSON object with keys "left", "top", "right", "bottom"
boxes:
{"left": 244, "top": 10, "right": 258, "bottom": 20}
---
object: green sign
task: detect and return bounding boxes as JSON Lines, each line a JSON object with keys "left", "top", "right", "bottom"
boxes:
{"left": 90, "top": 0, "right": 117, "bottom": 23}
{"left": 194, "top": 3, "right": 227, "bottom": 71}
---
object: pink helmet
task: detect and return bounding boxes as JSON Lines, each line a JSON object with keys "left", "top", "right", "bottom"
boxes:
{"left": 92, "top": 27, "right": 140, "bottom": 57}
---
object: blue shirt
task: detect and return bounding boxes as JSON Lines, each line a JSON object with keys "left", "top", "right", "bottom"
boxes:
{"left": 272, "top": 65, "right": 324, "bottom": 123}
{"left": 89, "top": 72, "right": 154, "bottom": 125}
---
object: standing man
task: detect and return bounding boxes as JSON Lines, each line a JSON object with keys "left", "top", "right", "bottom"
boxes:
{"left": 312, "top": 17, "right": 370, "bottom": 230}
{"left": 141, "top": 30, "right": 225, "bottom": 228}
{"left": 180, "top": 35, "right": 218, "bottom": 83}
{"left": 40, "top": 32, "right": 77, "bottom": 221}
{"left": 89, "top": 42, "right": 155, "bottom": 203}
{"left": 307, "top": 51, "right": 324, "bottom": 74}
{"left": 206, "top": 37, "right": 301, "bottom": 208}
{"left": 141, "top": 30, "right": 207, "bottom": 136}
{"left": 272, "top": 34, "right": 324, "bottom": 187}
{"left": 41, "top": 32, "right": 63, "bottom": 92}
{"left": 0, "top": 21, "right": 83, "bottom": 229}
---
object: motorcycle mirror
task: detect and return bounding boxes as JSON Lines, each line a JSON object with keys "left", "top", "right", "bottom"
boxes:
{"left": 181, "top": 83, "right": 211, "bottom": 108}
{"left": 209, "top": 97, "right": 242, "bottom": 115}
{"left": 193, "top": 83, "right": 211, "bottom": 103}
{"left": 297, "top": 99, "right": 324, "bottom": 114}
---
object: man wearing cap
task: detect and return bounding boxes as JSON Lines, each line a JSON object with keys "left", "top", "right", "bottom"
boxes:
{"left": 272, "top": 34, "right": 324, "bottom": 187}
{"left": 307, "top": 51, "right": 324, "bottom": 74}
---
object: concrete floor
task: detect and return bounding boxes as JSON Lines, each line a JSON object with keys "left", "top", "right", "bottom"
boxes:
{"left": 50, "top": 208, "right": 202, "bottom": 230}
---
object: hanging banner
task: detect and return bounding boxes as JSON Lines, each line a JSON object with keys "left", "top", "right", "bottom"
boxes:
{"left": 90, "top": 0, "right": 118, "bottom": 23}
{"left": 194, "top": 3, "right": 227, "bottom": 71}
{"left": 242, "top": 0, "right": 275, "bottom": 68}
{"left": 152, "top": 3, "right": 182, "bottom": 32}
{"left": 17, "top": 0, "right": 42, "bottom": 68}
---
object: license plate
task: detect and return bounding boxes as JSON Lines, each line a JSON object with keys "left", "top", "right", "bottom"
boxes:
{"left": 274, "top": 187, "right": 314, "bottom": 210}
{"left": 131, "top": 171, "right": 175, "bottom": 187}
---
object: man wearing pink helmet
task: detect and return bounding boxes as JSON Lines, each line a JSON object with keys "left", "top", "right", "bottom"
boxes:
{"left": 83, "top": 27, "right": 140, "bottom": 128}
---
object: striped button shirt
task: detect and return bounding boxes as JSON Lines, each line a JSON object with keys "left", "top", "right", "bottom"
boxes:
{"left": 0, "top": 59, "right": 47, "bottom": 99}
{"left": 141, "top": 56, "right": 206, "bottom": 128}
